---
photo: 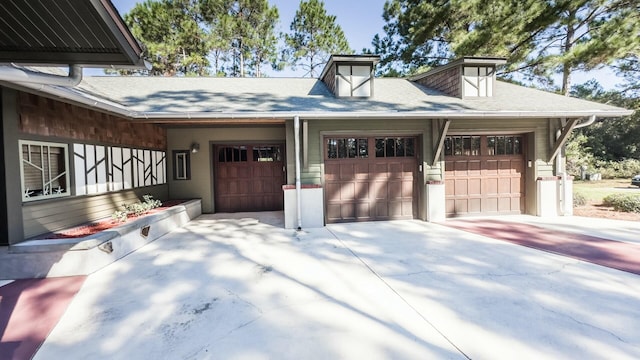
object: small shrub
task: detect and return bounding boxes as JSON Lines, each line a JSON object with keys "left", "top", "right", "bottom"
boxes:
{"left": 573, "top": 192, "right": 587, "bottom": 207}
{"left": 602, "top": 193, "right": 640, "bottom": 213}
{"left": 111, "top": 195, "right": 163, "bottom": 222}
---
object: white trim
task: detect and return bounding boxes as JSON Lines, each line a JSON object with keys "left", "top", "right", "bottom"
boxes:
{"left": 19, "top": 140, "right": 70, "bottom": 202}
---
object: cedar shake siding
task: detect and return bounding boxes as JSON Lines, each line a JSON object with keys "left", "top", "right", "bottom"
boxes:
{"left": 413, "top": 66, "right": 461, "bottom": 97}
{"left": 18, "top": 92, "right": 166, "bottom": 150}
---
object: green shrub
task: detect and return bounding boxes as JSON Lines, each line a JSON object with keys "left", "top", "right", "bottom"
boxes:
{"left": 602, "top": 193, "right": 640, "bottom": 213}
{"left": 573, "top": 192, "right": 587, "bottom": 207}
{"left": 111, "top": 194, "right": 163, "bottom": 222}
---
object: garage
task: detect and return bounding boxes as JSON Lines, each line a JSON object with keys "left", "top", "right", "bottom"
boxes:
{"left": 445, "top": 135, "right": 524, "bottom": 216}
{"left": 324, "top": 136, "right": 418, "bottom": 223}
{"left": 214, "top": 144, "right": 285, "bottom": 212}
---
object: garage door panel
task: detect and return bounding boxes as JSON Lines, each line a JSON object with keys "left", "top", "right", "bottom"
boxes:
{"left": 325, "top": 137, "right": 417, "bottom": 223}
{"left": 356, "top": 203, "right": 371, "bottom": 219}
{"left": 468, "top": 178, "right": 481, "bottom": 196}
{"left": 215, "top": 144, "right": 284, "bottom": 213}
{"left": 445, "top": 135, "right": 524, "bottom": 217}
{"left": 455, "top": 179, "right": 468, "bottom": 195}
{"left": 483, "top": 178, "right": 498, "bottom": 194}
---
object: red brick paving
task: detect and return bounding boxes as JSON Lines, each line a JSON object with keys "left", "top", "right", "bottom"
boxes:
{"left": 444, "top": 219, "right": 640, "bottom": 275}
{"left": 0, "top": 276, "right": 86, "bottom": 360}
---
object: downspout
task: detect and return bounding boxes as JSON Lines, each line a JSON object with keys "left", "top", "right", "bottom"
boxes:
{"left": 557, "top": 115, "right": 596, "bottom": 215}
{"left": 294, "top": 115, "right": 302, "bottom": 230}
{"left": 0, "top": 64, "right": 83, "bottom": 87}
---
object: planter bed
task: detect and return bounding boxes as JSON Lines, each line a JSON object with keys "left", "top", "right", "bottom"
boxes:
{"left": 1, "top": 199, "right": 202, "bottom": 279}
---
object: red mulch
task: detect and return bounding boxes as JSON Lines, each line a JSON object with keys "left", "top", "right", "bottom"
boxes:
{"left": 41, "top": 200, "right": 187, "bottom": 239}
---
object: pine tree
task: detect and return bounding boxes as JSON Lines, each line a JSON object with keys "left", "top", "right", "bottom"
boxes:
{"left": 124, "top": 0, "right": 210, "bottom": 76}
{"left": 376, "top": 0, "right": 640, "bottom": 94}
{"left": 284, "top": 0, "right": 352, "bottom": 77}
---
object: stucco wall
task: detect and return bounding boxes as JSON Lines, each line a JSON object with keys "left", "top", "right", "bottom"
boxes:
{"left": 166, "top": 126, "right": 286, "bottom": 213}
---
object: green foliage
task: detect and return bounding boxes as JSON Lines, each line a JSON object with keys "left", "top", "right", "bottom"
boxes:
{"left": 124, "top": 0, "right": 211, "bottom": 76}
{"left": 120, "top": 0, "right": 280, "bottom": 77}
{"left": 374, "top": 0, "right": 640, "bottom": 91}
{"left": 602, "top": 193, "right": 640, "bottom": 213}
{"left": 111, "top": 195, "right": 163, "bottom": 223}
{"left": 573, "top": 192, "right": 587, "bottom": 207}
{"left": 283, "top": 0, "right": 352, "bottom": 77}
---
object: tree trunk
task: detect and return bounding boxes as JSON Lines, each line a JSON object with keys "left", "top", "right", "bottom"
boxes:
{"left": 561, "top": 11, "right": 576, "bottom": 96}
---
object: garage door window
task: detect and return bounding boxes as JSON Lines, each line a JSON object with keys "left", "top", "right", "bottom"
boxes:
{"left": 444, "top": 136, "right": 481, "bottom": 156}
{"left": 218, "top": 146, "right": 248, "bottom": 162}
{"left": 487, "top": 136, "right": 523, "bottom": 155}
{"left": 375, "top": 138, "right": 415, "bottom": 157}
{"left": 327, "top": 138, "right": 368, "bottom": 159}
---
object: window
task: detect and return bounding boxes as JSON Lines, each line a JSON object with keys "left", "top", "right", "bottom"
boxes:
{"left": 253, "top": 146, "right": 281, "bottom": 162}
{"left": 327, "top": 138, "right": 368, "bottom": 159}
{"left": 375, "top": 138, "right": 415, "bottom": 157}
{"left": 336, "top": 65, "right": 373, "bottom": 97}
{"left": 487, "top": 136, "right": 523, "bottom": 156}
{"left": 173, "top": 150, "right": 191, "bottom": 180}
{"left": 20, "top": 140, "right": 70, "bottom": 201}
{"left": 463, "top": 66, "right": 495, "bottom": 97}
{"left": 444, "top": 136, "right": 480, "bottom": 156}
{"left": 218, "top": 146, "right": 247, "bottom": 162}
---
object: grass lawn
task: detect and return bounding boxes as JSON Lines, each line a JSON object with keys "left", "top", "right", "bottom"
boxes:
{"left": 573, "top": 178, "right": 639, "bottom": 203}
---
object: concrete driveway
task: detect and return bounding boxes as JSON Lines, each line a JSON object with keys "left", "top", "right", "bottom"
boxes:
{"left": 34, "top": 214, "right": 640, "bottom": 359}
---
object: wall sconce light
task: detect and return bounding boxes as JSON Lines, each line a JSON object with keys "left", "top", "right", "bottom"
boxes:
{"left": 190, "top": 142, "right": 200, "bottom": 153}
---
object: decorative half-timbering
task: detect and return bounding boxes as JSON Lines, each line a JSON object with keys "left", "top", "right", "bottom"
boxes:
{"left": 73, "top": 143, "right": 166, "bottom": 196}
{"left": 320, "top": 55, "right": 380, "bottom": 98}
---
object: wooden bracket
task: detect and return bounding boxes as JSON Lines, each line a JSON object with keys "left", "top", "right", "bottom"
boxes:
{"left": 432, "top": 119, "right": 451, "bottom": 165}
{"left": 548, "top": 118, "right": 579, "bottom": 163}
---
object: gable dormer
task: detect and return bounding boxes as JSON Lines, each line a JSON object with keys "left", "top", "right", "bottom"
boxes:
{"left": 320, "top": 54, "right": 380, "bottom": 98}
{"left": 409, "top": 57, "right": 506, "bottom": 98}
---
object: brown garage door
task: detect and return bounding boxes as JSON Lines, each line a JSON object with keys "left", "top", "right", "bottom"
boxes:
{"left": 214, "top": 144, "right": 285, "bottom": 212}
{"left": 445, "top": 135, "right": 524, "bottom": 216}
{"left": 325, "top": 137, "right": 418, "bottom": 223}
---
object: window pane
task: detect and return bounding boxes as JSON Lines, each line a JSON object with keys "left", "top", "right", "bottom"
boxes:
{"left": 338, "top": 139, "right": 347, "bottom": 158}
{"left": 347, "top": 138, "right": 357, "bottom": 158}
{"left": 471, "top": 137, "right": 481, "bottom": 156}
{"left": 487, "top": 137, "right": 496, "bottom": 155}
{"left": 396, "top": 138, "right": 405, "bottom": 156}
{"left": 454, "top": 137, "right": 462, "bottom": 156}
{"left": 406, "top": 138, "right": 415, "bottom": 157}
{"left": 375, "top": 139, "right": 384, "bottom": 157}
{"left": 327, "top": 139, "right": 337, "bottom": 159}
{"left": 506, "top": 137, "right": 514, "bottom": 155}
{"left": 514, "top": 137, "right": 522, "bottom": 154}
{"left": 358, "top": 139, "right": 368, "bottom": 158}
{"left": 386, "top": 138, "right": 395, "bottom": 157}
{"left": 444, "top": 137, "right": 452, "bottom": 156}
{"left": 463, "top": 136, "right": 471, "bottom": 156}
{"left": 21, "top": 141, "right": 68, "bottom": 200}
{"left": 496, "top": 137, "right": 506, "bottom": 155}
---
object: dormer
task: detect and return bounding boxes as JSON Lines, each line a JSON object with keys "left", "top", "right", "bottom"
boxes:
{"left": 320, "top": 54, "right": 380, "bottom": 98}
{"left": 409, "top": 57, "right": 506, "bottom": 98}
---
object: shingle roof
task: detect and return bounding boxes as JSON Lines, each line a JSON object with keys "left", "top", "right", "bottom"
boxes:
{"left": 75, "top": 76, "right": 631, "bottom": 120}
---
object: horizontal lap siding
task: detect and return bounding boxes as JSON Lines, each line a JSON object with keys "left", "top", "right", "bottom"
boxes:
{"left": 22, "top": 185, "right": 168, "bottom": 238}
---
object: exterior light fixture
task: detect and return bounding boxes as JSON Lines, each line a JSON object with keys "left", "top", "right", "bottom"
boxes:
{"left": 190, "top": 142, "right": 200, "bottom": 153}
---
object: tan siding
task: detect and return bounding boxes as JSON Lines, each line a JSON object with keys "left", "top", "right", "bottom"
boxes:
{"left": 167, "top": 126, "right": 286, "bottom": 213}
{"left": 22, "top": 185, "right": 168, "bottom": 238}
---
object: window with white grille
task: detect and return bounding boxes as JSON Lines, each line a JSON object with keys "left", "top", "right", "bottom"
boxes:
{"left": 20, "top": 140, "right": 70, "bottom": 201}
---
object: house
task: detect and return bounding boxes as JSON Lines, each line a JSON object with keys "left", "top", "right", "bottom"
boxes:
{"left": 0, "top": 3, "right": 632, "bottom": 253}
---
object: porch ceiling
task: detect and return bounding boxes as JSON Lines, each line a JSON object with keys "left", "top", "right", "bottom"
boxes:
{"left": 0, "top": 0, "right": 146, "bottom": 68}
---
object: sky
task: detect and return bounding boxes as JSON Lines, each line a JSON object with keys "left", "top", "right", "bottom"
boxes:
{"left": 108, "top": 0, "right": 621, "bottom": 89}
